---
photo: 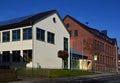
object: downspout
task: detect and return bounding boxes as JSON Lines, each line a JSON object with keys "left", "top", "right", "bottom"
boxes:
{"left": 69, "top": 37, "right": 71, "bottom": 69}
{"left": 116, "top": 46, "right": 119, "bottom": 73}
{"left": 30, "top": 21, "right": 34, "bottom": 68}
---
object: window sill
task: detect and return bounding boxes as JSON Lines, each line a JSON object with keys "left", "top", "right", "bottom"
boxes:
{"left": 36, "top": 39, "right": 45, "bottom": 42}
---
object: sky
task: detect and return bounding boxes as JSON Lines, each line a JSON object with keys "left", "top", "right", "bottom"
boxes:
{"left": 0, "top": 0, "right": 120, "bottom": 47}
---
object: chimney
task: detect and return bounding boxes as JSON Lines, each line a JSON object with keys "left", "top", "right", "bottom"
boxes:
{"left": 101, "top": 30, "right": 107, "bottom": 35}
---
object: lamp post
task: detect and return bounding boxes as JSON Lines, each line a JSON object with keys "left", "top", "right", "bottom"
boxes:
{"left": 93, "top": 54, "right": 97, "bottom": 72}
{"left": 81, "top": 40, "right": 84, "bottom": 72}
{"left": 70, "top": 40, "right": 73, "bottom": 70}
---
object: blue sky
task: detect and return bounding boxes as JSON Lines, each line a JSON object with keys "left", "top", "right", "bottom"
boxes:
{"left": 0, "top": 0, "right": 120, "bottom": 47}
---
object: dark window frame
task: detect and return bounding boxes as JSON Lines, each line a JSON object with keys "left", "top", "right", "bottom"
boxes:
{"left": 53, "top": 17, "right": 56, "bottom": 23}
{"left": 12, "top": 29, "right": 20, "bottom": 41}
{"left": 12, "top": 50, "right": 21, "bottom": 62}
{"left": 47, "top": 32, "right": 55, "bottom": 44}
{"left": 66, "top": 23, "right": 69, "bottom": 28}
{"left": 36, "top": 28, "right": 45, "bottom": 41}
{"left": 23, "top": 50, "right": 32, "bottom": 62}
{"left": 2, "top": 31, "right": 10, "bottom": 42}
{"left": 69, "top": 31, "right": 72, "bottom": 37}
{"left": 2, "top": 51, "right": 10, "bottom": 62}
{"left": 64, "top": 37, "right": 68, "bottom": 51}
{"left": 74, "top": 30, "right": 78, "bottom": 36}
{"left": 23, "top": 27, "right": 32, "bottom": 40}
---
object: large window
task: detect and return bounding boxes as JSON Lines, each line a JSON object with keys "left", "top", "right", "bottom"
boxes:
{"left": 23, "top": 50, "right": 32, "bottom": 62}
{"left": 47, "top": 32, "right": 55, "bottom": 44}
{"left": 12, "top": 29, "right": 20, "bottom": 41}
{"left": 64, "top": 37, "right": 68, "bottom": 51}
{"left": 2, "top": 31, "right": 10, "bottom": 42}
{"left": 23, "top": 28, "right": 32, "bottom": 40}
{"left": 36, "top": 28, "right": 45, "bottom": 41}
{"left": 2, "top": 51, "right": 10, "bottom": 62}
{"left": 12, "top": 51, "right": 20, "bottom": 62}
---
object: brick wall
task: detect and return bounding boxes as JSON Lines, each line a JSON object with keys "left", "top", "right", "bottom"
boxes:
{"left": 63, "top": 15, "right": 118, "bottom": 72}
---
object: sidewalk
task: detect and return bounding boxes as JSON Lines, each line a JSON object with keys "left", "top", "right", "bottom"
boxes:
{"left": 7, "top": 73, "right": 118, "bottom": 83}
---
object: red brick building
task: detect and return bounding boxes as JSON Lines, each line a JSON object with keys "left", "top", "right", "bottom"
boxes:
{"left": 63, "top": 15, "right": 118, "bottom": 72}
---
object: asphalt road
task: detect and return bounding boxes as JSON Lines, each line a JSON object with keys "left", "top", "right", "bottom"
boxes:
{"left": 8, "top": 74, "right": 120, "bottom": 83}
{"left": 64, "top": 74, "right": 120, "bottom": 83}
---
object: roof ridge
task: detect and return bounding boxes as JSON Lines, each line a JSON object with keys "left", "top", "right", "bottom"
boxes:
{"left": 64, "top": 15, "right": 106, "bottom": 34}
{"left": 0, "top": 10, "right": 57, "bottom": 28}
{"left": 64, "top": 15, "right": 114, "bottom": 44}
{"left": 64, "top": 15, "right": 98, "bottom": 31}
{"left": 0, "top": 10, "right": 56, "bottom": 23}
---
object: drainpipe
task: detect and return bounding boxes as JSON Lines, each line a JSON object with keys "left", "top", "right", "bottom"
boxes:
{"left": 70, "top": 39, "right": 73, "bottom": 70}
{"left": 30, "top": 21, "right": 34, "bottom": 68}
{"left": 81, "top": 39, "right": 84, "bottom": 72}
{"left": 116, "top": 46, "right": 119, "bottom": 74}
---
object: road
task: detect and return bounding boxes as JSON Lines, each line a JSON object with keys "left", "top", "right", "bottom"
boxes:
{"left": 8, "top": 74, "right": 120, "bottom": 83}
{"left": 63, "top": 74, "right": 120, "bottom": 83}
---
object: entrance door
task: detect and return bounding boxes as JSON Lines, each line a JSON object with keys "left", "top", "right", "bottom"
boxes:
{"left": 64, "top": 59, "right": 68, "bottom": 69}
{"left": 71, "top": 59, "right": 79, "bottom": 69}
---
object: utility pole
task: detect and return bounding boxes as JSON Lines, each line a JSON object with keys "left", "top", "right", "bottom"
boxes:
{"left": 70, "top": 39, "right": 73, "bottom": 70}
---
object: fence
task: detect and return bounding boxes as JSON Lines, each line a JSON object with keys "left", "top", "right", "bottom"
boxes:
{"left": 0, "top": 68, "right": 17, "bottom": 82}
{"left": 17, "top": 68, "right": 50, "bottom": 78}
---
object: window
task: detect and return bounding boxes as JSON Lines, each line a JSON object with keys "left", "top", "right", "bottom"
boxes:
{"left": 94, "top": 39, "right": 97, "bottom": 49}
{"left": 2, "top": 51, "right": 10, "bottom": 62}
{"left": 12, "top": 29, "right": 20, "bottom": 41}
{"left": 66, "top": 23, "right": 69, "bottom": 28}
{"left": 100, "top": 42, "right": 102, "bottom": 51}
{"left": 2, "top": 31, "right": 10, "bottom": 42}
{"left": 53, "top": 17, "right": 56, "bottom": 23}
{"left": 12, "top": 51, "right": 20, "bottom": 62}
{"left": 103, "top": 43, "right": 104, "bottom": 51}
{"left": 23, "top": 27, "right": 32, "bottom": 40}
{"left": 74, "top": 30, "right": 78, "bottom": 36}
{"left": 36, "top": 28, "right": 45, "bottom": 41}
{"left": 47, "top": 32, "right": 55, "bottom": 44}
{"left": 23, "top": 50, "right": 32, "bottom": 62}
{"left": 69, "top": 31, "right": 72, "bottom": 37}
{"left": 64, "top": 37, "right": 68, "bottom": 51}
{"left": 97, "top": 41, "right": 99, "bottom": 50}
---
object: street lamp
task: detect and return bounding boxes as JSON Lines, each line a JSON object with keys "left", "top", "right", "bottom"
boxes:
{"left": 93, "top": 55, "right": 97, "bottom": 72}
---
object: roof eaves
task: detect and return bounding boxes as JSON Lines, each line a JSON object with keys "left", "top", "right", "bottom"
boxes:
{"left": 22, "top": 10, "right": 57, "bottom": 25}
{"left": 0, "top": 10, "right": 57, "bottom": 30}
{"left": 65, "top": 15, "right": 114, "bottom": 44}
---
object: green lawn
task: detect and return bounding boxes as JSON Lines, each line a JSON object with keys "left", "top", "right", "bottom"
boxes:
{"left": 50, "top": 69, "right": 94, "bottom": 77}
{"left": 17, "top": 68, "right": 95, "bottom": 78}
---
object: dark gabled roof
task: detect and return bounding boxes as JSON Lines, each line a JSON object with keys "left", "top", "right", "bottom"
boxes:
{"left": 64, "top": 15, "right": 116, "bottom": 44}
{"left": 0, "top": 10, "right": 57, "bottom": 30}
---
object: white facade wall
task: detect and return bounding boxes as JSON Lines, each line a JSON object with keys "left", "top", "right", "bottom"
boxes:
{"left": 0, "top": 26, "right": 32, "bottom": 66}
{"left": 0, "top": 13, "right": 70, "bottom": 69}
{"left": 0, "top": 26, "right": 32, "bottom": 51}
{"left": 32, "top": 13, "right": 70, "bottom": 69}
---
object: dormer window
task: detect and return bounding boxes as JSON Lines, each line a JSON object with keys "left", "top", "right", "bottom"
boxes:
{"left": 53, "top": 17, "right": 56, "bottom": 23}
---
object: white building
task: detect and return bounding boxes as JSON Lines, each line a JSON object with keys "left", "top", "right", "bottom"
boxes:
{"left": 0, "top": 10, "right": 70, "bottom": 69}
